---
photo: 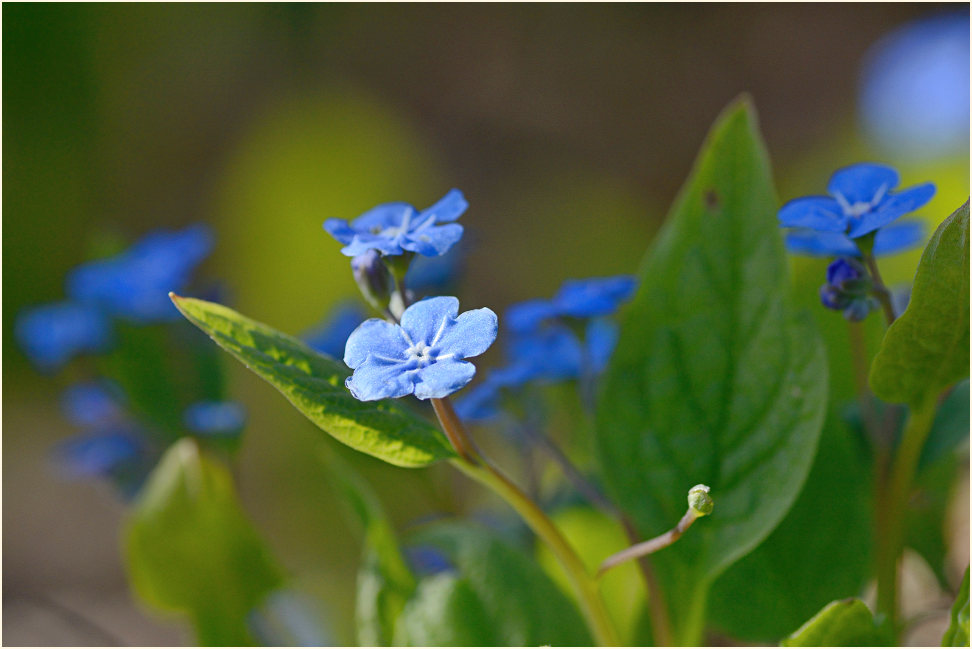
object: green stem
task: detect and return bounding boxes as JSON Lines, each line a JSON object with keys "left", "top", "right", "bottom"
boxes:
{"left": 862, "top": 251, "right": 896, "bottom": 326}
{"left": 874, "top": 393, "right": 937, "bottom": 637}
{"left": 433, "top": 398, "right": 620, "bottom": 646}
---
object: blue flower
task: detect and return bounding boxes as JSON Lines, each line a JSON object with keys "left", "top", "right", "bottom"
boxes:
{"left": 52, "top": 430, "right": 144, "bottom": 478}
{"left": 779, "top": 163, "right": 934, "bottom": 239}
{"left": 406, "top": 242, "right": 465, "bottom": 294}
{"left": 506, "top": 324, "right": 585, "bottom": 382}
{"left": 784, "top": 220, "right": 925, "bottom": 257}
{"left": 819, "top": 258, "right": 878, "bottom": 321}
{"left": 323, "top": 189, "right": 467, "bottom": 258}
{"left": 66, "top": 224, "right": 213, "bottom": 322}
{"left": 506, "top": 276, "right": 636, "bottom": 333}
{"left": 15, "top": 301, "right": 113, "bottom": 371}
{"left": 405, "top": 545, "right": 455, "bottom": 577}
{"left": 61, "top": 381, "right": 124, "bottom": 428}
{"left": 860, "top": 12, "right": 970, "bottom": 159}
{"left": 183, "top": 400, "right": 247, "bottom": 436}
{"left": 585, "top": 318, "right": 619, "bottom": 374}
{"left": 343, "top": 296, "right": 497, "bottom": 401}
{"left": 453, "top": 378, "right": 505, "bottom": 422}
{"left": 303, "top": 302, "right": 367, "bottom": 359}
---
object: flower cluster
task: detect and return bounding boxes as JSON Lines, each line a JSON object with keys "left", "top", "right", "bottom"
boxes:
{"left": 322, "top": 190, "right": 497, "bottom": 402}
{"left": 778, "top": 162, "right": 933, "bottom": 318}
{"left": 455, "top": 276, "right": 635, "bottom": 422}
{"left": 17, "top": 225, "right": 246, "bottom": 496}
{"left": 819, "top": 258, "right": 879, "bottom": 321}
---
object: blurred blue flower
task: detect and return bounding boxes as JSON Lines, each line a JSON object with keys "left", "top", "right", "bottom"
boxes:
{"left": 183, "top": 400, "right": 247, "bottom": 436}
{"left": 61, "top": 381, "right": 124, "bottom": 428}
{"left": 52, "top": 430, "right": 144, "bottom": 479}
{"left": 343, "top": 296, "right": 497, "bottom": 401}
{"left": 779, "top": 163, "right": 934, "bottom": 238}
{"left": 860, "top": 12, "right": 970, "bottom": 159}
{"left": 506, "top": 276, "right": 636, "bottom": 333}
{"left": 303, "top": 302, "right": 367, "bottom": 359}
{"left": 66, "top": 224, "right": 213, "bottom": 322}
{"left": 405, "top": 545, "right": 455, "bottom": 577}
{"left": 453, "top": 377, "right": 505, "bottom": 422}
{"left": 819, "top": 258, "right": 877, "bottom": 321}
{"left": 784, "top": 220, "right": 925, "bottom": 257}
{"left": 585, "top": 318, "right": 620, "bottom": 374}
{"left": 506, "top": 324, "right": 585, "bottom": 383}
{"left": 15, "top": 301, "right": 113, "bottom": 371}
{"left": 406, "top": 242, "right": 466, "bottom": 294}
{"left": 323, "top": 189, "right": 467, "bottom": 258}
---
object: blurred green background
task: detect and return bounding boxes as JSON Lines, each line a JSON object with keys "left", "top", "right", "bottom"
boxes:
{"left": 4, "top": 3, "right": 968, "bottom": 645}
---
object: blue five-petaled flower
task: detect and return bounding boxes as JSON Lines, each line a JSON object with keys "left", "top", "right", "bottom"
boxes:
{"left": 324, "top": 189, "right": 468, "bottom": 258}
{"left": 344, "top": 296, "right": 497, "bottom": 401}
{"left": 778, "top": 162, "right": 934, "bottom": 239}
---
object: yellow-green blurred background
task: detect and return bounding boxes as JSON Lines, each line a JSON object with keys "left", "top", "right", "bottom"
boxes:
{"left": 4, "top": 3, "right": 968, "bottom": 645}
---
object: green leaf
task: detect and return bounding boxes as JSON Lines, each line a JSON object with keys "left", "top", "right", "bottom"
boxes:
{"left": 943, "top": 567, "right": 970, "bottom": 646}
{"left": 398, "top": 522, "right": 593, "bottom": 646}
{"left": 595, "top": 97, "right": 827, "bottom": 642}
{"left": 919, "top": 380, "right": 970, "bottom": 472}
{"left": 782, "top": 598, "right": 893, "bottom": 647}
{"left": 125, "top": 439, "right": 283, "bottom": 645}
{"left": 709, "top": 412, "right": 872, "bottom": 642}
{"left": 870, "top": 200, "right": 970, "bottom": 406}
{"left": 171, "top": 295, "right": 455, "bottom": 468}
{"left": 322, "top": 450, "right": 416, "bottom": 645}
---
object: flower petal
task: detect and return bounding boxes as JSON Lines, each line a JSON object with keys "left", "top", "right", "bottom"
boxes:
{"left": 847, "top": 182, "right": 935, "bottom": 237}
{"left": 323, "top": 218, "right": 356, "bottom": 245}
{"left": 505, "top": 299, "right": 556, "bottom": 333}
{"left": 412, "top": 358, "right": 477, "bottom": 400}
{"left": 432, "top": 307, "right": 498, "bottom": 359}
{"left": 401, "top": 223, "right": 464, "bottom": 256}
{"left": 341, "top": 233, "right": 405, "bottom": 257}
{"left": 400, "top": 296, "right": 460, "bottom": 346}
{"left": 351, "top": 203, "right": 414, "bottom": 231}
{"left": 553, "top": 276, "right": 637, "bottom": 317}
{"left": 784, "top": 229, "right": 860, "bottom": 257}
{"left": 777, "top": 196, "right": 847, "bottom": 232}
{"left": 872, "top": 220, "right": 926, "bottom": 256}
{"left": 827, "top": 163, "right": 899, "bottom": 205}
{"left": 420, "top": 189, "right": 468, "bottom": 223}
{"left": 453, "top": 378, "right": 502, "bottom": 422}
{"left": 344, "top": 318, "right": 409, "bottom": 369}
{"left": 345, "top": 356, "right": 415, "bottom": 401}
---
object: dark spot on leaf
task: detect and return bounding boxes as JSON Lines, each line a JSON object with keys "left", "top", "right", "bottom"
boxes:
{"left": 704, "top": 189, "right": 720, "bottom": 210}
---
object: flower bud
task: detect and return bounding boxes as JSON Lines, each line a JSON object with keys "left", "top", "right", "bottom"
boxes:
{"left": 819, "top": 257, "right": 878, "bottom": 322}
{"left": 687, "top": 484, "right": 714, "bottom": 517}
{"left": 351, "top": 250, "right": 394, "bottom": 312}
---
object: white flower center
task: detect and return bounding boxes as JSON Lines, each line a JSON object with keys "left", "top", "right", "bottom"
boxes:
{"left": 834, "top": 184, "right": 888, "bottom": 220}
{"left": 406, "top": 341, "right": 434, "bottom": 364}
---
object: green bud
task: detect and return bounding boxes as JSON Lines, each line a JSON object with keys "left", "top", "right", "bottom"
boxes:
{"left": 352, "top": 250, "right": 394, "bottom": 312}
{"left": 687, "top": 484, "right": 714, "bottom": 517}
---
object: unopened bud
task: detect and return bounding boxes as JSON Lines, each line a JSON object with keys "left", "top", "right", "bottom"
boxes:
{"left": 351, "top": 250, "right": 394, "bottom": 312}
{"left": 687, "top": 484, "right": 714, "bottom": 517}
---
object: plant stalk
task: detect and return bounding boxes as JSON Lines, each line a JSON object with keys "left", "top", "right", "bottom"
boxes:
{"left": 433, "top": 398, "right": 620, "bottom": 646}
{"left": 874, "top": 393, "right": 937, "bottom": 637}
{"left": 862, "top": 251, "right": 896, "bottom": 326}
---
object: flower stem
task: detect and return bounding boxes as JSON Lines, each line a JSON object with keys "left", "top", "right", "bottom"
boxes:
{"left": 862, "top": 252, "right": 896, "bottom": 326}
{"left": 432, "top": 398, "right": 620, "bottom": 646}
{"left": 874, "top": 393, "right": 937, "bottom": 638}
{"left": 597, "top": 508, "right": 702, "bottom": 578}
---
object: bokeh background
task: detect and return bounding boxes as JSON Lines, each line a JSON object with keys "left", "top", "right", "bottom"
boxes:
{"left": 4, "top": 3, "right": 969, "bottom": 645}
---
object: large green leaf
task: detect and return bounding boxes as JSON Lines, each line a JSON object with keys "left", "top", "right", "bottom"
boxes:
{"left": 594, "top": 97, "right": 827, "bottom": 643}
{"left": 870, "top": 201, "right": 970, "bottom": 406}
{"left": 322, "top": 450, "right": 416, "bottom": 645}
{"left": 397, "top": 522, "right": 593, "bottom": 646}
{"left": 709, "top": 412, "right": 872, "bottom": 642}
{"left": 943, "top": 567, "right": 970, "bottom": 646}
{"left": 171, "top": 295, "right": 455, "bottom": 468}
{"left": 125, "top": 439, "right": 283, "bottom": 645}
{"left": 782, "top": 599, "right": 892, "bottom": 647}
